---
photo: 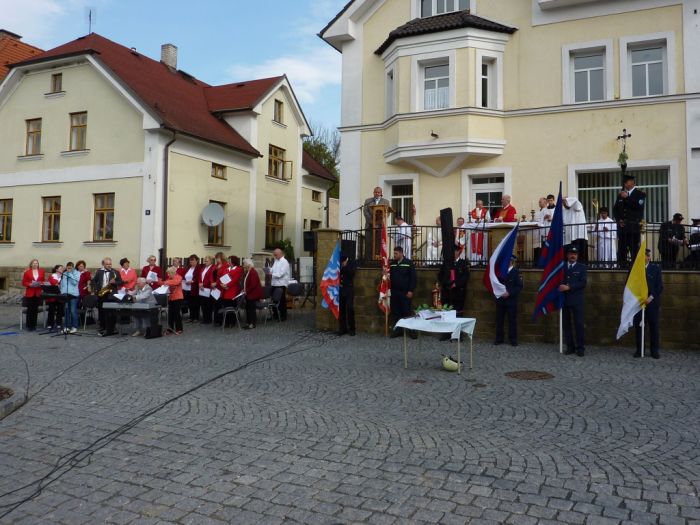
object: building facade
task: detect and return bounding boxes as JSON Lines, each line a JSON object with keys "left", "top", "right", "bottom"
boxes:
{"left": 0, "top": 33, "right": 334, "bottom": 284}
{"left": 321, "top": 0, "right": 700, "bottom": 230}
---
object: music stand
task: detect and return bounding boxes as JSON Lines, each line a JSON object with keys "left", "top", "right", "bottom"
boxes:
{"left": 37, "top": 285, "right": 67, "bottom": 337}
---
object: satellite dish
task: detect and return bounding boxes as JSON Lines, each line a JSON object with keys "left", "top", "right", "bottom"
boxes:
{"left": 201, "top": 203, "right": 225, "bottom": 226}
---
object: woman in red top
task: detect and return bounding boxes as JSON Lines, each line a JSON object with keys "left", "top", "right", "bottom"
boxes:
{"left": 46, "top": 264, "right": 65, "bottom": 330}
{"left": 119, "top": 258, "right": 137, "bottom": 291}
{"left": 198, "top": 255, "right": 215, "bottom": 324}
{"left": 141, "top": 254, "right": 163, "bottom": 284}
{"left": 219, "top": 256, "right": 244, "bottom": 327}
{"left": 213, "top": 252, "right": 229, "bottom": 326}
{"left": 76, "top": 260, "right": 92, "bottom": 298}
{"left": 160, "top": 266, "right": 184, "bottom": 334}
{"left": 182, "top": 254, "right": 201, "bottom": 322}
{"left": 22, "top": 259, "right": 46, "bottom": 331}
{"left": 242, "top": 258, "right": 263, "bottom": 329}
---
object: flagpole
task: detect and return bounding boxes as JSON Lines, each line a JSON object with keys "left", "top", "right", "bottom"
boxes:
{"left": 641, "top": 307, "right": 645, "bottom": 358}
{"left": 385, "top": 307, "right": 388, "bottom": 338}
{"left": 559, "top": 309, "right": 563, "bottom": 354}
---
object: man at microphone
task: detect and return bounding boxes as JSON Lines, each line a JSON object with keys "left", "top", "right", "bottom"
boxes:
{"left": 363, "top": 186, "right": 391, "bottom": 258}
{"left": 613, "top": 173, "right": 646, "bottom": 268}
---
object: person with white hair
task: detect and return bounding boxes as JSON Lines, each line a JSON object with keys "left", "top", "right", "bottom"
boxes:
{"left": 562, "top": 196, "right": 588, "bottom": 263}
{"left": 129, "top": 277, "right": 156, "bottom": 337}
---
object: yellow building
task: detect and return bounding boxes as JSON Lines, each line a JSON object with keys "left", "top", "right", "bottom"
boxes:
{"left": 0, "top": 33, "right": 335, "bottom": 279}
{"left": 321, "top": 0, "right": 699, "bottom": 229}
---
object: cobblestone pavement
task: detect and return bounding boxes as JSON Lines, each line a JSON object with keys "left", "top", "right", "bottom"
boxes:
{"left": 0, "top": 305, "right": 699, "bottom": 525}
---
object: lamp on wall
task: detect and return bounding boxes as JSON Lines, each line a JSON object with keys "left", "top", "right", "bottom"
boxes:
{"left": 430, "top": 130, "right": 439, "bottom": 139}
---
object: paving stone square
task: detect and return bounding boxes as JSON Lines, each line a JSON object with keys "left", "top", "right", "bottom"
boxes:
{"left": 1, "top": 305, "right": 699, "bottom": 524}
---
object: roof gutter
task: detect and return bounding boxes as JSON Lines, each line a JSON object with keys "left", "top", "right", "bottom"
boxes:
{"left": 161, "top": 131, "right": 177, "bottom": 270}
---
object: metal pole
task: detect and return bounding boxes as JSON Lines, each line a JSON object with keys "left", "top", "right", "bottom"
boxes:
{"left": 559, "top": 309, "right": 563, "bottom": 354}
{"left": 641, "top": 307, "right": 646, "bottom": 358}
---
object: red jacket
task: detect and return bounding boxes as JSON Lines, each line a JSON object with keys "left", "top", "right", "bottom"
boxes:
{"left": 22, "top": 268, "right": 46, "bottom": 298}
{"left": 160, "top": 273, "right": 184, "bottom": 301}
{"left": 78, "top": 271, "right": 92, "bottom": 297}
{"left": 141, "top": 265, "right": 163, "bottom": 280}
{"left": 244, "top": 268, "right": 263, "bottom": 301}
{"left": 120, "top": 267, "right": 137, "bottom": 291}
{"left": 219, "top": 265, "right": 243, "bottom": 300}
{"left": 199, "top": 264, "right": 216, "bottom": 291}
{"left": 175, "top": 266, "right": 187, "bottom": 279}
{"left": 45, "top": 272, "right": 62, "bottom": 303}
{"left": 496, "top": 204, "right": 517, "bottom": 223}
{"left": 183, "top": 264, "right": 202, "bottom": 294}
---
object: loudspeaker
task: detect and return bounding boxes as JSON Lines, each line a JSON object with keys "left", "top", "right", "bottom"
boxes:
{"left": 341, "top": 239, "right": 356, "bottom": 259}
{"left": 303, "top": 231, "right": 317, "bottom": 252}
{"left": 145, "top": 324, "right": 162, "bottom": 339}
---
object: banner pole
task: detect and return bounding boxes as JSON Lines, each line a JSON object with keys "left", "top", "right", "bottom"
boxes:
{"left": 385, "top": 307, "right": 388, "bottom": 338}
{"left": 559, "top": 309, "right": 563, "bottom": 354}
{"left": 641, "top": 307, "right": 645, "bottom": 358}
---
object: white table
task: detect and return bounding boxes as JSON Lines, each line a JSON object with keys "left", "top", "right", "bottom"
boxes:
{"left": 395, "top": 317, "right": 477, "bottom": 374}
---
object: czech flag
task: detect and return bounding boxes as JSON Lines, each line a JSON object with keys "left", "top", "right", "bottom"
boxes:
{"left": 320, "top": 241, "right": 341, "bottom": 319}
{"left": 533, "top": 183, "right": 565, "bottom": 319}
{"left": 483, "top": 223, "right": 519, "bottom": 298}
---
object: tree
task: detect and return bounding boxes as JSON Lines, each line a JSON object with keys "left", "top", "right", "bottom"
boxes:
{"left": 303, "top": 121, "right": 340, "bottom": 198}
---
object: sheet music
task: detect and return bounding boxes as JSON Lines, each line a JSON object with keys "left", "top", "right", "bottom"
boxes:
{"left": 199, "top": 288, "right": 211, "bottom": 298}
{"left": 153, "top": 285, "right": 170, "bottom": 295}
{"left": 147, "top": 271, "right": 158, "bottom": 282}
{"left": 219, "top": 273, "right": 232, "bottom": 285}
{"left": 211, "top": 289, "right": 222, "bottom": 300}
{"left": 113, "top": 292, "right": 126, "bottom": 301}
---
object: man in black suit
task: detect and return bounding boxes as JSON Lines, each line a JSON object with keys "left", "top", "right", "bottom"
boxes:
{"left": 634, "top": 248, "right": 663, "bottom": 359}
{"left": 337, "top": 254, "right": 356, "bottom": 336}
{"left": 92, "top": 257, "right": 123, "bottom": 336}
{"left": 389, "top": 246, "right": 417, "bottom": 339}
{"left": 559, "top": 246, "right": 588, "bottom": 356}
{"left": 363, "top": 186, "right": 391, "bottom": 258}
{"left": 658, "top": 212, "right": 685, "bottom": 269}
{"left": 494, "top": 255, "right": 523, "bottom": 347}
{"left": 613, "top": 173, "right": 646, "bottom": 267}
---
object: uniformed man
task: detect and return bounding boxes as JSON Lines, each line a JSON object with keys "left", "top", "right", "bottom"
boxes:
{"left": 658, "top": 212, "right": 685, "bottom": 269}
{"left": 389, "top": 246, "right": 417, "bottom": 339}
{"left": 337, "top": 254, "right": 356, "bottom": 336}
{"left": 613, "top": 173, "right": 646, "bottom": 267}
{"left": 559, "top": 246, "right": 588, "bottom": 356}
{"left": 634, "top": 248, "right": 663, "bottom": 359}
{"left": 494, "top": 255, "right": 523, "bottom": 347}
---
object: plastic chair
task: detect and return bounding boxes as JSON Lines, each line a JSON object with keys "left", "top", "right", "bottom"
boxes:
{"left": 220, "top": 297, "right": 244, "bottom": 331}
{"left": 20, "top": 297, "right": 47, "bottom": 331}
{"left": 268, "top": 287, "right": 284, "bottom": 321}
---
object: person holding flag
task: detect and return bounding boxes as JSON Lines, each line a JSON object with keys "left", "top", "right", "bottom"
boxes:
{"left": 493, "top": 255, "right": 523, "bottom": 347}
{"left": 320, "top": 241, "right": 341, "bottom": 321}
{"left": 338, "top": 254, "right": 356, "bottom": 336}
{"left": 483, "top": 222, "right": 521, "bottom": 335}
{"left": 633, "top": 248, "right": 663, "bottom": 358}
{"left": 559, "top": 246, "right": 588, "bottom": 356}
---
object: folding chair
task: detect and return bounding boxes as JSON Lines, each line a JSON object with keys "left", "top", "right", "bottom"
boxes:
{"left": 268, "top": 287, "right": 284, "bottom": 322}
{"left": 221, "top": 297, "right": 244, "bottom": 332}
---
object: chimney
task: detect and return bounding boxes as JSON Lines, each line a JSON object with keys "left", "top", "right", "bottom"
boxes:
{"left": 0, "top": 29, "right": 22, "bottom": 40}
{"left": 160, "top": 43, "right": 177, "bottom": 69}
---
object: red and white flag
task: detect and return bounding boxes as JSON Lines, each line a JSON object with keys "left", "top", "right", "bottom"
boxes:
{"left": 378, "top": 220, "right": 391, "bottom": 313}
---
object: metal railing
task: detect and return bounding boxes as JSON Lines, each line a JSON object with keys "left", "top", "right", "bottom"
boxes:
{"left": 341, "top": 223, "right": 700, "bottom": 270}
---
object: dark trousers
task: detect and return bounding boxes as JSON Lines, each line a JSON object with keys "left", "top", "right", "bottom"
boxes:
{"left": 339, "top": 292, "right": 355, "bottom": 334}
{"left": 97, "top": 296, "right": 117, "bottom": 332}
{"left": 47, "top": 302, "right": 65, "bottom": 327}
{"left": 634, "top": 307, "right": 660, "bottom": 356}
{"left": 441, "top": 287, "right": 466, "bottom": 316}
{"left": 185, "top": 291, "right": 199, "bottom": 320}
{"left": 245, "top": 299, "right": 257, "bottom": 326}
{"left": 390, "top": 290, "right": 412, "bottom": 329}
{"left": 201, "top": 295, "right": 214, "bottom": 324}
{"left": 168, "top": 299, "right": 183, "bottom": 332}
{"left": 495, "top": 300, "right": 517, "bottom": 344}
{"left": 272, "top": 286, "right": 287, "bottom": 321}
{"left": 618, "top": 230, "right": 641, "bottom": 266}
{"left": 25, "top": 296, "right": 41, "bottom": 330}
{"left": 660, "top": 246, "right": 679, "bottom": 269}
{"left": 563, "top": 303, "right": 585, "bottom": 353}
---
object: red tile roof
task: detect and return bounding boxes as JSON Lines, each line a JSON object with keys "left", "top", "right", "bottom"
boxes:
{"left": 302, "top": 150, "right": 337, "bottom": 183}
{"left": 205, "top": 76, "right": 284, "bottom": 113}
{"left": 0, "top": 34, "right": 42, "bottom": 81}
{"left": 11, "top": 33, "right": 260, "bottom": 157}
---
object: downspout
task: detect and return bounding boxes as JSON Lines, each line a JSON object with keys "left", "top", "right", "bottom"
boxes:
{"left": 161, "top": 131, "right": 177, "bottom": 269}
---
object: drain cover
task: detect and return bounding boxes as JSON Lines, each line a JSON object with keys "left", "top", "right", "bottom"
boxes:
{"left": 407, "top": 379, "right": 426, "bottom": 384}
{"left": 473, "top": 383, "right": 487, "bottom": 388}
{"left": 505, "top": 370, "right": 554, "bottom": 381}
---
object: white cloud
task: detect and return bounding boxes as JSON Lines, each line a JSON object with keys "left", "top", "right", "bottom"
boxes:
{"left": 227, "top": 47, "right": 341, "bottom": 104}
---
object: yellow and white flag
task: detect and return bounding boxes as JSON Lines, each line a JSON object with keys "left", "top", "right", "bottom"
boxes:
{"left": 616, "top": 239, "right": 649, "bottom": 339}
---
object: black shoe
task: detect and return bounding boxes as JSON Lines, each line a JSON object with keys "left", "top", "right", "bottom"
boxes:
{"left": 563, "top": 349, "right": 576, "bottom": 355}
{"left": 576, "top": 351, "right": 585, "bottom": 357}
{"left": 349, "top": 331, "right": 356, "bottom": 336}
{"left": 337, "top": 330, "right": 347, "bottom": 336}
{"left": 439, "top": 334, "right": 451, "bottom": 342}
{"left": 633, "top": 352, "right": 641, "bottom": 358}
{"left": 390, "top": 330, "right": 402, "bottom": 339}
{"left": 510, "top": 342, "right": 518, "bottom": 347}
{"left": 493, "top": 340, "right": 503, "bottom": 346}
{"left": 651, "top": 353, "right": 660, "bottom": 359}
{"left": 409, "top": 330, "right": 417, "bottom": 340}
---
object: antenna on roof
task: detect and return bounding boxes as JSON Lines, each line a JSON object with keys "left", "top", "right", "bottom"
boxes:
{"left": 85, "top": 7, "right": 97, "bottom": 33}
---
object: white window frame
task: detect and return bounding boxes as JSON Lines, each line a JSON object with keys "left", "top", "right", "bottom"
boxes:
{"left": 561, "top": 39, "right": 613, "bottom": 105}
{"left": 379, "top": 173, "right": 420, "bottom": 225}
{"left": 385, "top": 65, "right": 396, "bottom": 119}
{"left": 413, "top": 0, "right": 476, "bottom": 18}
{"left": 620, "top": 32, "right": 675, "bottom": 99}
{"left": 461, "top": 167, "right": 512, "bottom": 215}
{"left": 411, "top": 50, "right": 456, "bottom": 112}
{"left": 475, "top": 49, "right": 503, "bottom": 109}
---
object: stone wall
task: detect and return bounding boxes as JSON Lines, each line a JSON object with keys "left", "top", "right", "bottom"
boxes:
{"left": 0, "top": 266, "right": 26, "bottom": 293}
{"left": 314, "top": 230, "right": 700, "bottom": 350}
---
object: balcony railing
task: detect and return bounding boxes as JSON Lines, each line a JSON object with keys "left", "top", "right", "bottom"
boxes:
{"left": 340, "top": 223, "right": 700, "bottom": 271}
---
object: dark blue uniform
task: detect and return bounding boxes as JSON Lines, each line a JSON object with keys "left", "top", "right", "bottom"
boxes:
{"left": 494, "top": 266, "right": 523, "bottom": 346}
{"left": 338, "top": 260, "right": 356, "bottom": 335}
{"left": 613, "top": 187, "right": 646, "bottom": 266}
{"left": 390, "top": 257, "right": 416, "bottom": 322}
{"left": 634, "top": 263, "right": 663, "bottom": 358}
{"left": 562, "top": 261, "right": 587, "bottom": 355}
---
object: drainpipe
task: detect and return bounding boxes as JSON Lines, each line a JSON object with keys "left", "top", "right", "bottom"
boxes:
{"left": 161, "top": 131, "right": 177, "bottom": 270}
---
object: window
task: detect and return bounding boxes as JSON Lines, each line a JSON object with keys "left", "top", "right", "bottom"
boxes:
{"left": 25, "top": 118, "right": 42, "bottom": 155}
{"left": 51, "top": 73, "right": 62, "bottom": 93}
{"left": 42, "top": 196, "right": 61, "bottom": 242}
{"left": 421, "top": 0, "right": 469, "bottom": 17}
{"left": 93, "top": 193, "right": 114, "bottom": 241}
{"left": 211, "top": 163, "right": 226, "bottom": 179}
{"left": 631, "top": 47, "right": 664, "bottom": 97}
{"left": 390, "top": 184, "right": 414, "bottom": 223}
{"left": 268, "top": 145, "right": 291, "bottom": 180}
{"left": 310, "top": 220, "right": 321, "bottom": 230}
{"left": 385, "top": 68, "right": 395, "bottom": 118}
{"left": 265, "top": 210, "right": 285, "bottom": 248}
{"left": 69, "top": 112, "right": 87, "bottom": 150}
{"left": 0, "top": 199, "right": 12, "bottom": 242}
{"left": 572, "top": 52, "right": 604, "bottom": 103}
{"left": 472, "top": 177, "right": 505, "bottom": 219}
{"left": 207, "top": 201, "right": 225, "bottom": 246}
{"left": 424, "top": 63, "right": 449, "bottom": 110}
{"left": 273, "top": 99, "right": 284, "bottom": 124}
{"left": 578, "top": 169, "right": 668, "bottom": 223}
{"left": 311, "top": 190, "right": 321, "bottom": 202}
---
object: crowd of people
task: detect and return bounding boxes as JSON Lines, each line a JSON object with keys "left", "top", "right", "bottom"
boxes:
{"left": 21, "top": 249, "right": 292, "bottom": 337}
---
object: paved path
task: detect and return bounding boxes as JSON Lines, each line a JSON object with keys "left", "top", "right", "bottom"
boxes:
{"left": 0, "top": 306, "right": 699, "bottom": 524}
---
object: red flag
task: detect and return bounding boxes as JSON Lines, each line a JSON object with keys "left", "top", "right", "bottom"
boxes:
{"left": 378, "top": 220, "right": 391, "bottom": 313}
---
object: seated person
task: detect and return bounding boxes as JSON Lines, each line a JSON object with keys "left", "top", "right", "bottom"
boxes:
{"left": 128, "top": 277, "right": 157, "bottom": 337}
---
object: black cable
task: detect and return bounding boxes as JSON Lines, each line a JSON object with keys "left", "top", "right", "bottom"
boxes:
{"left": 0, "top": 330, "right": 338, "bottom": 519}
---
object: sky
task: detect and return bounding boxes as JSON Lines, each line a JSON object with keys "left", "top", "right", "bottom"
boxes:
{"left": 0, "top": 0, "right": 347, "bottom": 132}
